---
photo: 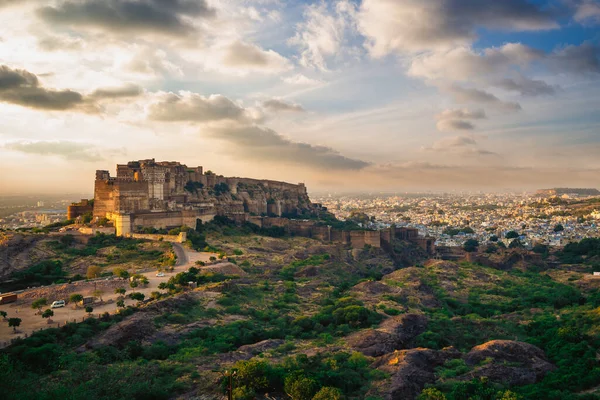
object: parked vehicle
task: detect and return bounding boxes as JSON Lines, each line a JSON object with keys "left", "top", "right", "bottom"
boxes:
{"left": 156, "top": 272, "right": 165, "bottom": 277}
{"left": 51, "top": 300, "right": 66, "bottom": 308}
{"left": 0, "top": 293, "right": 17, "bottom": 305}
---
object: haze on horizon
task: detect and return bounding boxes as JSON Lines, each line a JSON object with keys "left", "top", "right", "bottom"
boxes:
{"left": 0, "top": 0, "right": 599, "bottom": 195}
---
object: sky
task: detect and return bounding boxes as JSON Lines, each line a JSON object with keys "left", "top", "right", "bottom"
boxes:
{"left": 0, "top": 0, "right": 599, "bottom": 194}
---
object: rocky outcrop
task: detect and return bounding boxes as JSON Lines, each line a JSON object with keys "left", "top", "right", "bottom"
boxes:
{"left": 461, "top": 340, "right": 555, "bottom": 385}
{"left": 237, "top": 339, "right": 285, "bottom": 355}
{"left": 347, "top": 314, "right": 428, "bottom": 357}
{"left": 370, "top": 347, "right": 461, "bottom": 400}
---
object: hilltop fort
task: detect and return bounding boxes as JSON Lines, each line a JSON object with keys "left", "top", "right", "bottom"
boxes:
{"left": 68, "top": 159, "right": 434, "bottom": 254}
{"left": 80, "top": 159, "right": 316, "bottom": 235}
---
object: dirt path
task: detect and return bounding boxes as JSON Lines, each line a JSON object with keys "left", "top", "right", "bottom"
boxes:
{"left": 0, "top": 246, "right": 216, "bottom": 347}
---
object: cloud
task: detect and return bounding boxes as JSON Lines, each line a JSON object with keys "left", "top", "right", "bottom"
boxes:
{"left": 548, "top": 42, "right": 600, "bottom": 74}
{"left": 207, "top": 124, "right": 371, "bottom": 170}
{"left": 121, "top": 47, "right": 183, "bottom": 78}
{"left": 408, "top": 44, "right": 544, "bottom": 82}
{"left": 37, "top": 0, "right": 216, "bottom": 37}
{"left": 262, "top": 99, "right": 305, "bottom": 113}
{"left": 288, "top": 1, "right": 358, "bottom": 70}
{"left": 37, "top": 35, "right": 84, "bottom": 51}
{"left": 495, "top": 77, "right": 557, "bottom": 96}
{"left": 0, "top": 64, "right": 92, "bottom": 111}
{"left": 435, "top": 108, "right": 486, "bottom": 131}
{"left": 146, "top": 90, "right": 368, "bottom": 171}
{"left": 436, "top": 119, "right": 475, "bottom": 131}
{"left": 445, "top": 85, "right": 522, "bottom": 112}
{"left": 282, "top": 74, "right": 324, "bottom": 86}
{"left": 574, "top": 0, "right": 600, "bottom": 25}
{"left": 4, "top": 141, "right": 106, "bottom": 161}
{"left": 358, "top": 0, "right": 558, "bottom": 56}
{"left": 147, "top": 92, "right": 261, "bottom": 123}
{"left": 89, "top": 83, "right": 143, "bottom": 99}
{"left": 210, "top": 41, "right": 291, "bottom": 75}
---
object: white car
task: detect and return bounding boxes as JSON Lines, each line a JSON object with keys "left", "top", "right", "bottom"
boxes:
{"left": 51, "top": 300, "right": 65, "bottom": 308}
{"left": 156, "top": 272, "right": 165, "bottom": 277}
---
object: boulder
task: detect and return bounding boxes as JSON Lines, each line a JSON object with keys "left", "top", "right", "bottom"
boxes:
{"left": 370, "top": 347, "right": 460, "bottom": 400}
{"left": 461, "top": 340, "right": 555, "bottom": 385}
{"left": 347, "top": 314, "right": 427, "bottom": 357}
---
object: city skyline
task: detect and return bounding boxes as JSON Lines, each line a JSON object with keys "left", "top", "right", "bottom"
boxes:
{"left": 1, "top": 0, "right": 600, "bottom": 194}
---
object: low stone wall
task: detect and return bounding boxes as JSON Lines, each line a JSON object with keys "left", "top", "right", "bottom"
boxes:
{"left": 79, "top": 227, "right": 116, "bottom": 235}
{"left": 126, "top": 232, "right": 187, "bottom": 243}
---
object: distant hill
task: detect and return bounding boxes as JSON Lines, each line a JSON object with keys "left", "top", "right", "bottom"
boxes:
{"left": 535, "top": 188, "right": 600, "bottom": 197}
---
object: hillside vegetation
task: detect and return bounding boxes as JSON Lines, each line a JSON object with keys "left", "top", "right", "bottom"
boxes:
{"left": 1, "top": 228, "right": 600, "bottom": 400}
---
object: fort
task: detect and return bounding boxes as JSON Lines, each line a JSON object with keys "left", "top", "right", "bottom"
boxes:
{"left": 91, "top": 159, "right": 316, "bottom": 236}
{"left": 85, "top": 159, "right": 434, "bottom": 254}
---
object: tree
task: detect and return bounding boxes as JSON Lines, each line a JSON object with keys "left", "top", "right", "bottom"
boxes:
{"left": 8, "top": 317, "right": 21, "bottom": 333}
{"left": 41, "top": 309, "right": 54, "bottom": 319}
{"left": 505, "top": 231, "right": 520, "bottom": 239}
{"left": 86, "top": 265, "right": 102, "bottom": 280}
{"left": 554, "top": 224, "right": 565, "bottom": 232}
{"left": 60, "top": 234, "right": 75, "bottom": 246}
{"left": 509, "top": 239, "right": 523, "bottom": 249}
{"left": 129, "top": 292, "right": 145, "bottom": 303}
{"left": 82, "top": 212, "right": 93, "bottom": 224}
{"left": 93, "top": 289, "right": 104, "bottom": 302}
{"left": 113, "top": 267, "right": 129, "bottom": 279}
{"left": 418, "top": 388, "right": 447, "bottom": 400}
{"left": 115, "top": 287, "right": 126, "bottom": 296}
{"left": 85, "top": 306, "right": 93, "bottom": 316}
{"left": 489, "top": 235, "right": 499, "bottom": 242}
{"left": 116, "top": 299, "right": 125, "bottom": 309}
{"left": 463, "top": 239, "right": 479, "bottom": 253}
{"left": 130, "top": 280, "right": 139, "bottom": 289}
{"left": 31, "top": 298, "right": 47, "bottom": 313}
{"left": 485, "top": 244, "right": 498, "bottom": 254}
{"left": 150, "top": 291, "right": 161, "bottom": 300}
{"left": 0, "top": 310, "right": 7, "bottom": 320}
{"left": 69, "top": 293, "right": 83, "bottom": 306}
{"left": 284, "top": 376, "right": 317, "bottom": 400}
{"left": 313, "top": 387, "right": 343, "bottom": 400}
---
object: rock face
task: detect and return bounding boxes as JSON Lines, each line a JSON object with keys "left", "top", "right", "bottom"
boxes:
{"left": 370, "top": 347, "right": 461, "bottom": 400}
{"left": 462, "top": 340, "right": 555, "bottom": 385}
{"left": 347, "top": 314, "right": 428, "bottom": 357}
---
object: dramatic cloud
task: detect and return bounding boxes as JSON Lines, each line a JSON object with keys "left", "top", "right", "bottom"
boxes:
{"left": 495, "top": 77, "right": 557, "bottom": 96}
{"left": 210, "top": 41, "right": 291, "bottom": 74}
{"left": 4, "top": 141, "right": 105, "bottom": 161}
{"left": 408, "top": 44, "right": 544, "bottom": 82}
{"left": 445, "top": 85, "right": 522, "bottom": 112}
{"left": 262, "top": 99, "right": 305, "bottom": 113}
{"left": 89, "top": 84, "right": 143, "bottom": 99}
{"left": 289, "top": 1, "right": 358, "bottom": 70}
{"left": 146, "top": 90, "right": 367, "bottom": 171}
{"left": 574, "top": 0, "right": 600, "bottom": 25}
{"left": 37, "top": 0, "right": 216, "bottom": 37}
{"left": 0, "top": 65, "right": 91, "bottom": 111}
{"left": 548, "top": 42, "right": 600, "bottom": 74}
{"left": 435, "top": 109, "right": 486, "bottom": 131}
{"left": 121, "top": 47, "right": 183, "bottom": 78}
{"left": 208, "top": 124, "right": 371, "bottom": 171}
{"left": 147, "top": 92, "right": 261, "bottom": 123}
{"left": 37, "top": 35, "right": 84, "bottom": 52}
{"left": 358, "top": 0, "right": 558, "bottom": 56}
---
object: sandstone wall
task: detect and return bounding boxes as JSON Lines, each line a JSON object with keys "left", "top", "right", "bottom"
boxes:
{"left": 126, "top": 232, "right": 187, "bottom": 243}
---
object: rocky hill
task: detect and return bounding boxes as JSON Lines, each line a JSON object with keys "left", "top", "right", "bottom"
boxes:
{"left": 2, "top": 226, "right": 600, "bottom": 400}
